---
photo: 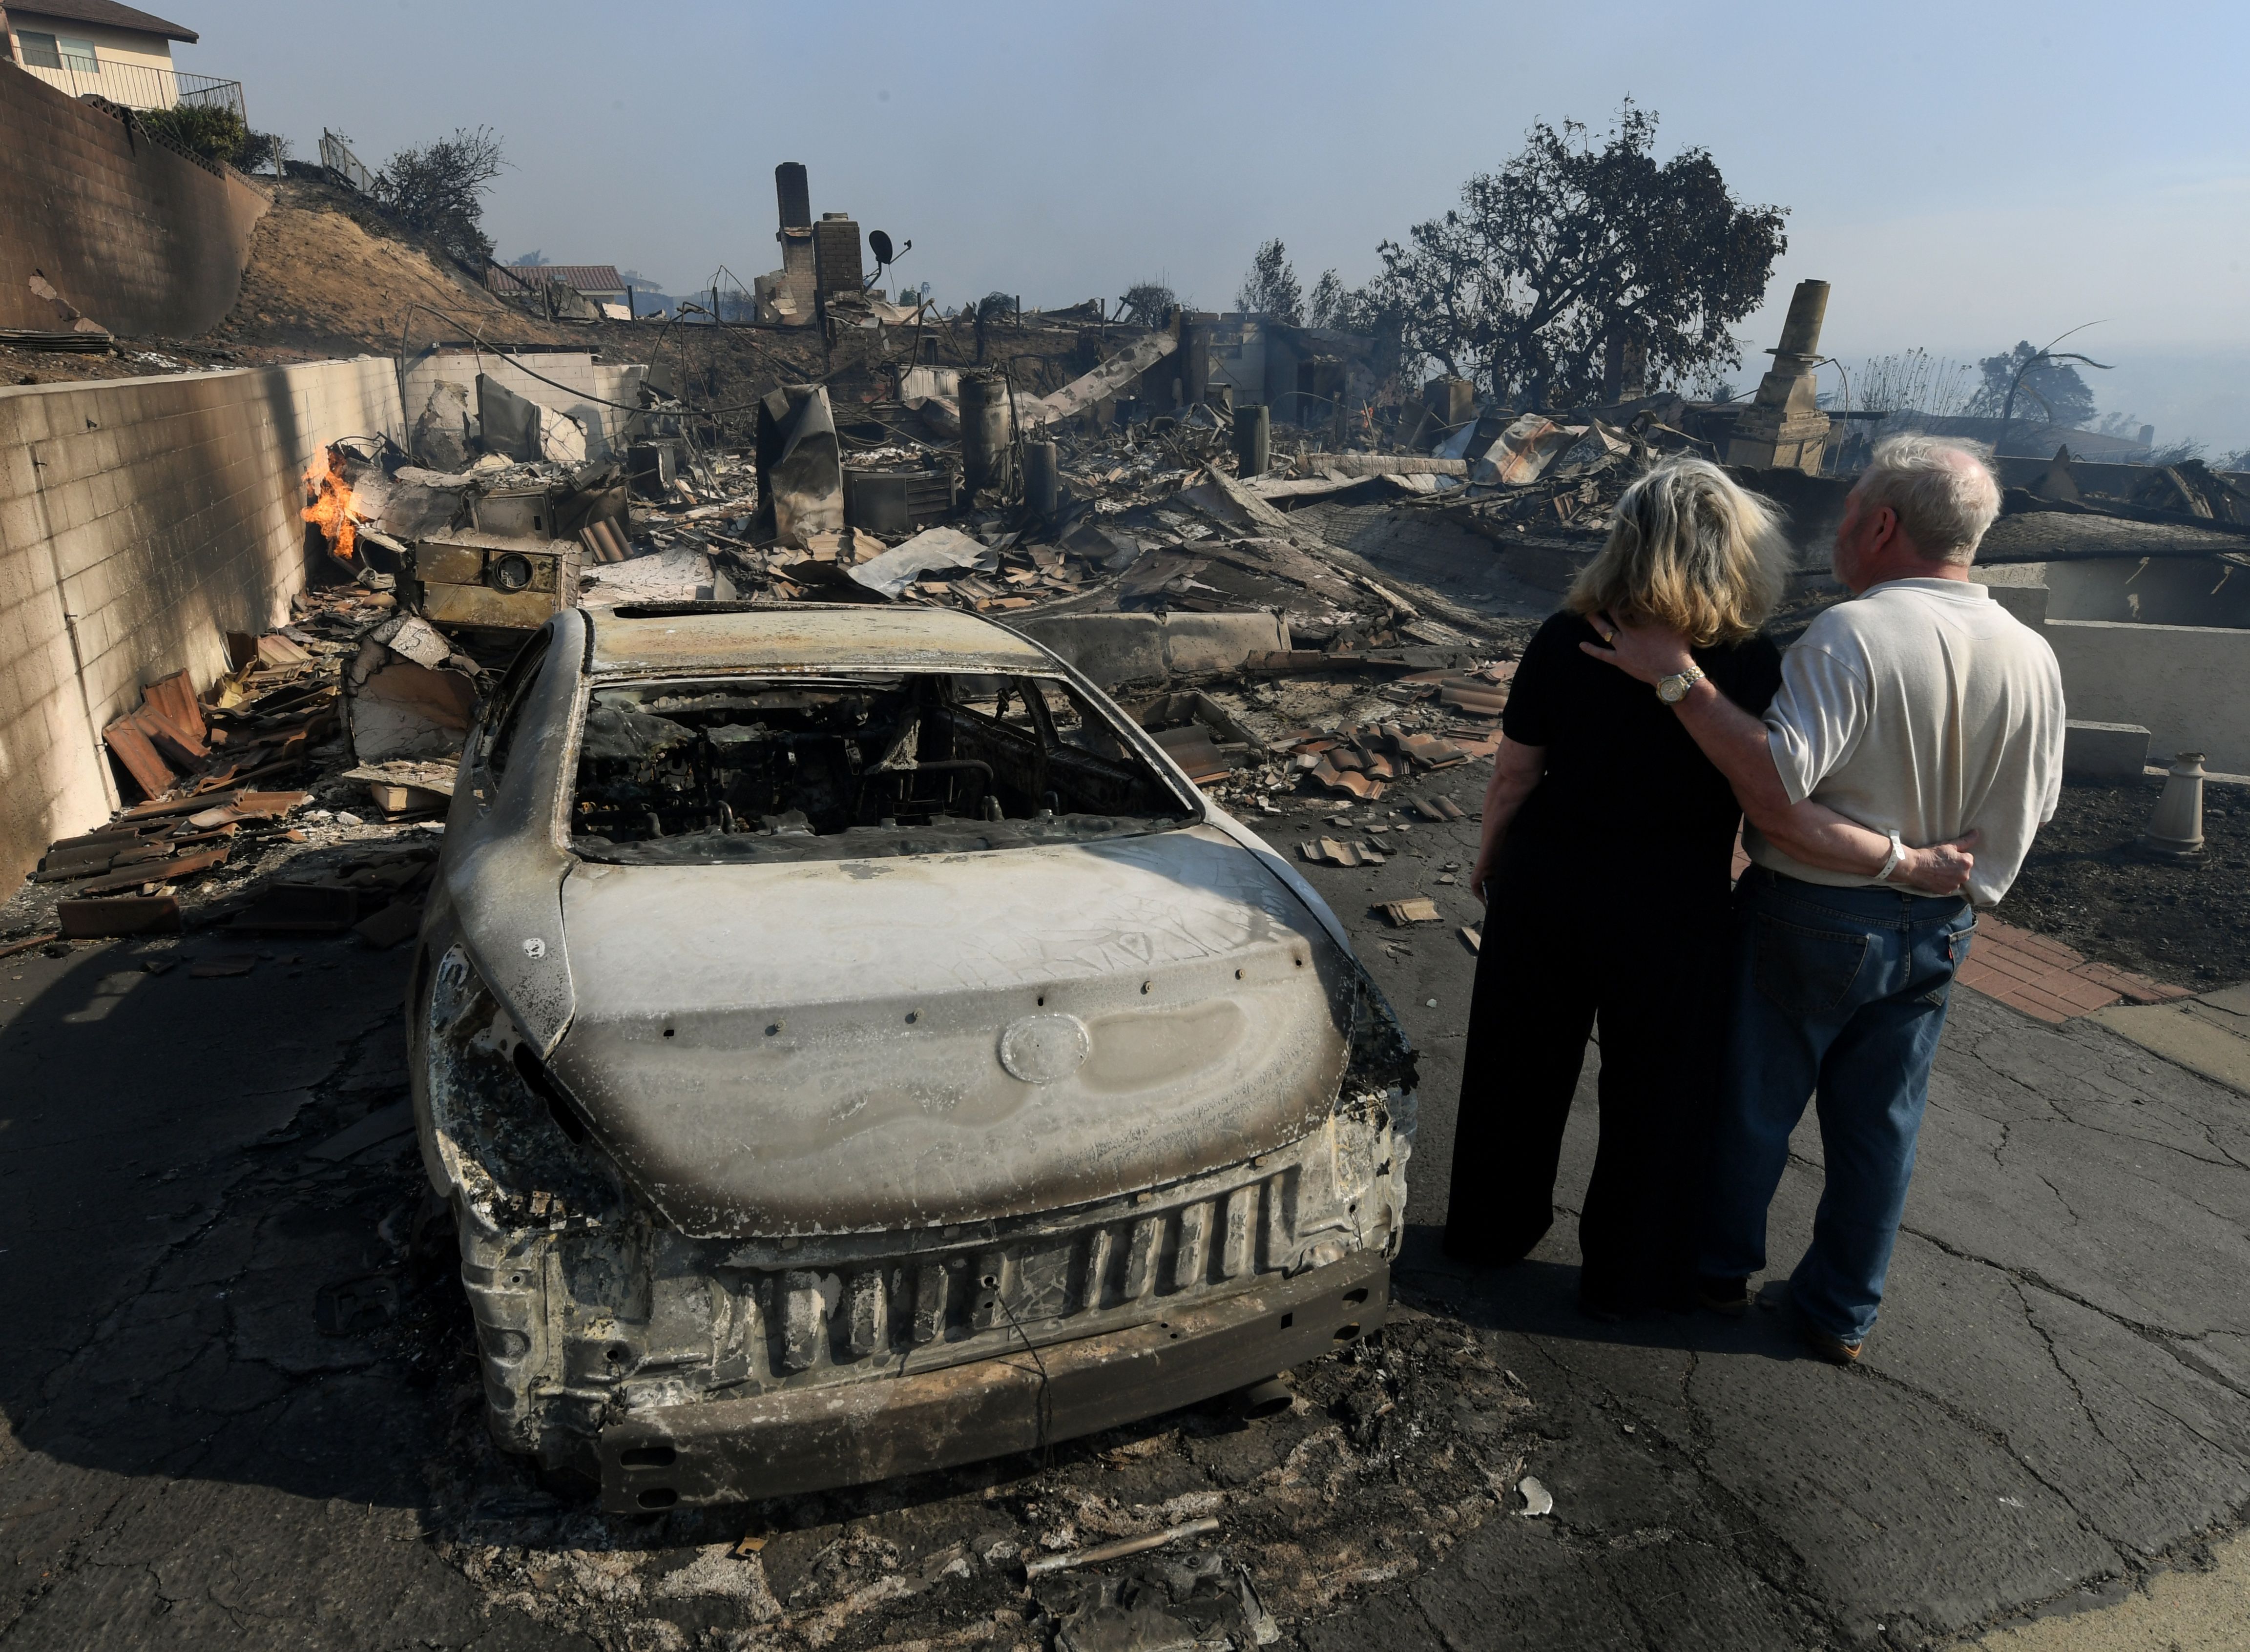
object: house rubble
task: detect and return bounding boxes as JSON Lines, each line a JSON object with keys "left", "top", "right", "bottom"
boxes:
{"left": 18, "top": 165, "right": 2250, "bottom": 1037}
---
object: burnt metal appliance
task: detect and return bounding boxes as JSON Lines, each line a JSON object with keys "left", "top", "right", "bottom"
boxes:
{"left": 413, "top": 530, "right": 582, "bottom": 631}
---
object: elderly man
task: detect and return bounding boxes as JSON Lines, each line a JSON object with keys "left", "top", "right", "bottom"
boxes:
{"left": 1586, "top": 435, "right": 2064, "bottom": 1362}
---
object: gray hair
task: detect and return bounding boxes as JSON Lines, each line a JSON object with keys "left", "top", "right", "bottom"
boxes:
{"left": 1855, "top": 434, "right": 2001, "bottom": 563}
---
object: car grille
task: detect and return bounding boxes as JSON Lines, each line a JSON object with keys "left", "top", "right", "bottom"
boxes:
{"left": 692, "top": 1167, "right": 1320, "bottom": 1393}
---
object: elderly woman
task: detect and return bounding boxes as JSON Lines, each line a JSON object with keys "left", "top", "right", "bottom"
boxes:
{"left": 1446, "top": 457, "right": 1967, "bottom": 1316}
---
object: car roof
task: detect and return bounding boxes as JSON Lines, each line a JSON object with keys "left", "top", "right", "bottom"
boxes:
{"left": 584, "top": 603, "right": 1055, "bottom": 677}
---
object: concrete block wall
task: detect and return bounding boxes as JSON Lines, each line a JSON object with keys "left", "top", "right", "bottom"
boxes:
{"left": 0, "top": 357, "right": 405, "bottom": 883}
{"left": 1966, "top": 571, "right": 2250, "bottom": 774}
{"left": 2043, "top": 619, "right": 2250, "bottom": 775}
{"left": 0, "top": 61, "right": 270, "bottom": 336}
{"left": 401, "top": 350, "right": 648, "bottom": 461}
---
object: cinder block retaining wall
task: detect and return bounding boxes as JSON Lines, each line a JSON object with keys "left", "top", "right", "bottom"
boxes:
{"left": 401, "top": 350, "right": 650, "bottom": 460}
{"left": 2043, "top": 619, "right": 2250, "bottom": 774}
{"left": 0, "top": 61, "right": 270, "bottom": 336}
{"left": 0, "top": 358, "right": 405, "bottom": 883}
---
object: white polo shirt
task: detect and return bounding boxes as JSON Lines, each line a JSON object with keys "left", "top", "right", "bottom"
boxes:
{"left": 1745, "top": 578, "right": 2065, "bottom": 907}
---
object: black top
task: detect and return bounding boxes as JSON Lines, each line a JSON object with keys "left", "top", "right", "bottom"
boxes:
{"left": 1493, "top": 611, "right": 1785, "bottom": 903}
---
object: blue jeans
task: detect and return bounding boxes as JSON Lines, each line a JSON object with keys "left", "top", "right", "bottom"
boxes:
{"left": 1701, "top": 867, "right": 1977, "bottom": 1343}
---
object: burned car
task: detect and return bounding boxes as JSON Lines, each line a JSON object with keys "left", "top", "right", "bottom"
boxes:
{"left": 409, "top": 602, "right": 1415, "bottom": 1512}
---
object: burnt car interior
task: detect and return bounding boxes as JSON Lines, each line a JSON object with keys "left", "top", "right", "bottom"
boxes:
{"left": 564, "top": 672, "right": 1200, "bottom": 864}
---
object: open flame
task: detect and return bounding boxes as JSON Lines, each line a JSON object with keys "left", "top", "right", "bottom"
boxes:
{"left": 302, "top": 447, "right": 359, "bottom": 563}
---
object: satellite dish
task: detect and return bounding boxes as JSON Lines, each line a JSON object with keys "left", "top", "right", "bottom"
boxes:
{"left": 868, "top": 229, "right": 895, "bottom": 266}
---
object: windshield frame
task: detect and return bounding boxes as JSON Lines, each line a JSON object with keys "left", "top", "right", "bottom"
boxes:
{"left": 558, "top": 662, "right": 1208, "bottom": 866}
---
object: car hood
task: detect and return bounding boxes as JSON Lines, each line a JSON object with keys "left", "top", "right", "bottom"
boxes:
{"left": 546, "top": 825, "right": 1358, "bottom": 1236}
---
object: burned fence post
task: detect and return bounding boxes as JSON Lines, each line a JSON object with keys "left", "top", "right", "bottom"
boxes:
{"left": 1235, "top": 402, "right": 1271, "bottom": 477}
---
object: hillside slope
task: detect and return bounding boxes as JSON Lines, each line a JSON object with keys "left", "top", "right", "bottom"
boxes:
{"left": 209, "top": 176, "right": 581, "bottom": 359}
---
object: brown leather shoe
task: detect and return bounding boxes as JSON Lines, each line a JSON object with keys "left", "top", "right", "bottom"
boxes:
{"left": 1801, "top": 1324, "right": 1863, "bottom": 1365}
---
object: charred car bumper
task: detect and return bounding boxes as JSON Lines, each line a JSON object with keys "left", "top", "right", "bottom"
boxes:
{"left": 600, "top": 1251, "right": 1388, "bottom": 1512}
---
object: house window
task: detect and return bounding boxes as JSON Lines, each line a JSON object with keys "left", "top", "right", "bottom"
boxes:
{"left": 58, "top": 36, "right": 99, "bottom": 72}
{"left": 16, "top": 30, "right": 63, "bottom": 67}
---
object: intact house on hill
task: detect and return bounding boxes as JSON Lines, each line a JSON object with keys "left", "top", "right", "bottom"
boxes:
{"left": 1, "top": 0, "right": 241, "bottom": 119}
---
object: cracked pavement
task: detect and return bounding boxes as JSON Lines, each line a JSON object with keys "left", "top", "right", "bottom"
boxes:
{"left": 3, "top": 772, "right": 2247, "bottom": 1649}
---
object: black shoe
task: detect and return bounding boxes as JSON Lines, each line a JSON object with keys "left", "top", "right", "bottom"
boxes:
{"left": 1653, "top": 1276, "right": 1701, "bottom": 1316}
{"left": 1441, "top": 1230, "right": 1531, "bottom": 1269}
{"left": 1577, "top": 1288, "right": 1628, "bottom": 1323}
{"left": 1577, "top": 1269, "right": 1637, "bottom": 1321}
{"left": 1695, "top": 1275, "right": 1750, "bottom": 1318}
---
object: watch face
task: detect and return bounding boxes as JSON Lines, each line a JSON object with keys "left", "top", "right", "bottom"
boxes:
{"left": 1657, "top": 675, "right": 1688, "bottom": 703}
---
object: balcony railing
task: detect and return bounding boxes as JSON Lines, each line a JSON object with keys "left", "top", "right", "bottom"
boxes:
{"left": 17, "top": 60, "right": 245, "bottom": 123}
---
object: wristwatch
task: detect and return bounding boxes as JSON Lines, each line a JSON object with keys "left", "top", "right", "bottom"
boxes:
{"left": 1655, "top": 665, "right": 1707, "bottom": 704}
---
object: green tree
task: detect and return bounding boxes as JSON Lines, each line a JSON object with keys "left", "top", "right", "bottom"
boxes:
{"left": 1236, "top": 240, "right": 1303, "bottom": 324}
{"left": 1371, "top": 102, "right": 1787, "bottom": 408}
{"left": 140, "top": 103, "right": 249, "bottom": 165}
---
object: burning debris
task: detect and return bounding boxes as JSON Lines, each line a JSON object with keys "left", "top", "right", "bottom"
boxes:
{"left": 302, "top": 445, "right": 364, "bottom": 563}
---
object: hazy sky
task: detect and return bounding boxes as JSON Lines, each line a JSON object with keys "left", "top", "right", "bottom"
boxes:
{"left": 180, "top": 0, "right": 2250, "bottom": 449}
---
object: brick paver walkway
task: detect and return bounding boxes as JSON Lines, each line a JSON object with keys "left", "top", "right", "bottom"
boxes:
{"left": 1955, "top": 914, "right": 2190, "bottom": 1024}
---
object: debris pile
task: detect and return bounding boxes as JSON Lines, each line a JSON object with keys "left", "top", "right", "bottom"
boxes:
{"left": 421, "top": 1305, "right": 1538, "bottom": 1652}
{"left": 3, "top": 578, "right": 459, "bottom": 951}
{"left": 344, "top": 614, "right": 481, "bottom": 763}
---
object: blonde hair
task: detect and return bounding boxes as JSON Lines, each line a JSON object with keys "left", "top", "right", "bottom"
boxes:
{"left": 1568, "top": 457, "right": 1791, "bottom": 645}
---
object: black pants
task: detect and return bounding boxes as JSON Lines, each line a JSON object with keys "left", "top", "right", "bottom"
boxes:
{"left": 1444, "top": 878, "right": 1729, "bottom": 1304}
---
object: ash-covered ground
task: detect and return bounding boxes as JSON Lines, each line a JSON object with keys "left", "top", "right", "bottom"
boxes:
{"left": 2003, "top": 775, "right": 2250, "bottom": 988}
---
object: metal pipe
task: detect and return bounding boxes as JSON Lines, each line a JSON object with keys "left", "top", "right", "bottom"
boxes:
{"left": 1237, "top": 1375, "right": 1293, "bottom": 1418}
{"left": 1022, "top": 1517, "right": 1222, "bottom": 1579}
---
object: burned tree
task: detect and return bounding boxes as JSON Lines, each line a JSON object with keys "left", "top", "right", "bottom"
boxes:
{"left": 1966, "top": 336, "right": 2107, "bottom": 431}
{"left": 1237, "top": 240, "right": 1304, "bottom": 324}
{"left": 1117, "top": 280, "right": 1175, "bottom": 328}
{"left": 1373, "top": 102, "right": 1786, "bottom": 408}
{"left": 372, "top": 126, "right": 507, "bottom": 268}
